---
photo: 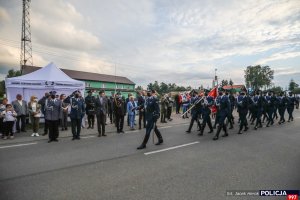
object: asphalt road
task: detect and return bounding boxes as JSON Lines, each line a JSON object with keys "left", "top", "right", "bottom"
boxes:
{"left": 0, "top": 111, "right": 299, "bottom": 200}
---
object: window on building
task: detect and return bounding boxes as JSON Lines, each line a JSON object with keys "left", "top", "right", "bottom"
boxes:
{"left": 102, "top": 83, "right": 105, "bottom": 88}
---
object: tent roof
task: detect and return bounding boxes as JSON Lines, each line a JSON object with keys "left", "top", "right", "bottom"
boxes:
{"left": 15, "top": 62, "right": 82, "bottom": 83}
{"left": 5, "top": 62, "right": 85, "bottom": 89}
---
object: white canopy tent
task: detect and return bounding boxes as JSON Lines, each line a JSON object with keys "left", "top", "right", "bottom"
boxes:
{"left": 5, "top": 62, "right": 85, "bottom": 102}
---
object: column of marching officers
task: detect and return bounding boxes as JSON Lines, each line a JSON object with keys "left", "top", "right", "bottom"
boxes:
{"left": 0, "top": 88, "right": 298, "bottom": 147}
{"left": 184, "top": 89, "right": 299, "bottom": 141}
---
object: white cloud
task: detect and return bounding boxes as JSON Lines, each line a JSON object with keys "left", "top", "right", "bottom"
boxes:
{"left": 0, "top": 6, "right": 10, "bottom": 22}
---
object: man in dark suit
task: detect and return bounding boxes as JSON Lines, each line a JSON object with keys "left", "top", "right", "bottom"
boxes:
{"left": 95, "top": 90, "right": 108, "bottom": 137}
{"left": 44, "top": 91, "right": 61, "bottom": 143}
{"left": 65, "top": 91, "right": 85, "bottom": 140}
{"left": 113, "top": 92, "right": 125, "bottom": 133}
{"left": 12, "top": 94, "right": 28, "bottom": 133}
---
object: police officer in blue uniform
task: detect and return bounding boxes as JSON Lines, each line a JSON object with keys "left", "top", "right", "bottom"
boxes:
{"left": 266, "top": 91, "right": 276, "bottom": 127}
{"left": 186, "top": 91, "right": 202, "bottom": 133}
{"left": 253, "top": 91, "right": 266, "bottom": 130}
{"left": 137, "top": 90, "right": 163, "bottom": 150}
{"left": 277, "top": 92, "right": 288, "bottom": 124}
{"left": 85, "top": 90, "right": 96, "bottom": 129}
{"left": 213, "top": 89, "right": 230, "bottom": 140}
{"left": 287, "top": 92, "right": 297, "bottom": 122}
{"left": 199, "top": 92, "right": 213, "bottom": 136}
{"left": 65, "top": 90, "right": 85, "bottom": 140}
{"left": 237, "top": 91, "right": 249, "bottom": 134}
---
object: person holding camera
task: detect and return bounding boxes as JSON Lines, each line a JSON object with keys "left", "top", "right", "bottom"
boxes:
{"left": 137, "top": 90, "right": 163, "bottom": 150}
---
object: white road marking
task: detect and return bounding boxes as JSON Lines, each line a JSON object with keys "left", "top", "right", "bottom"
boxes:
{"left": 160, "top": 126, "right": 172, "bottom": 129}
{"left": 81, "top": 136, "right": 96, "bottom": 139}
{"left": 144, "top": 141, "right": 199, "bottom": 155}
{"left": 0, "top": 142, "right": 37, "bottom": 149}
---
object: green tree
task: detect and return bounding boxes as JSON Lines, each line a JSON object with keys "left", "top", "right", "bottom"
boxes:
{"left": 244, "top": 65, "right": 274, "bottom": 90}
{"left": 135, "top": 86, "right": 143, "bottom": 91}
{"left": 288, "top": 79, "right": 299, "bottom": 92}
{"left": 229, "top": 79, "right": 234, "bottom": 86}
{"left": 269, "top": 86, "right": 283, "bottom": 94}
{"left": 160, "top": 82, "right": 169, "bottom": 94}
{"left": 221, "top": 79, "right": 228, "bottom": 87}
{"left": 0, "top": 69, "right": 22, "bottom": 98}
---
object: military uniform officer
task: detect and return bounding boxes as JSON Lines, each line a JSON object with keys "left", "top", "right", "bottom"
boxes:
{"left": 137, "top": 90, "right": 163, "bottom": 149}
{"left": 287, "top": 92, "right": 297, "bottom": 122}
{"left": 266, "top": 91, "right": 276, "bottom": 127}
{"left": 277, "top": 92, "right": 288, "bottom": 124}
{"left": 45, "top": 91, "right": 62, "bottom": 143}
{"left": 253, "top": 91, "right": 266, "bottom": 130}
{"left": 237, "top": 91, "right": 249, "bottom": 134}
{"left": 114, "top": 92, "right": 125, "bottom": 133}
{"left": 85, "top": 90, "right": 96, "bottom": 129}
{"left": 95, "top": 90, "right": 108, "bottom": 137}
{"left": 186, "top": 91, "right": 202, "bottom": 133}
{"left": 213, "top": 90, "right": 230, "bottom": 140}
{"left": 199, "top": 92, "right": 213, "bottom": 136}
{"left": 65, "top": 90, "right": 85, "bottom": 140}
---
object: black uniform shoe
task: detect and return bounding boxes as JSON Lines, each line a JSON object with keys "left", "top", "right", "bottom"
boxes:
{"left": 53, "top": 139, "right": 58, "bottom": 142}
{"left": 102, "top": 134, "right": 107, "bottom": 136}
{"left": 186, "top": 130, "right": 191, "bottom": 133}
{"left": 198, "top": 133, "right": 203, "bottom": 136}
{"left": 222, "top": 133, "right": 228, "bottom": 137}
{"left": 213, "top": 136, "right": 219, "bottom": 140}
{"left": 244, "top": 127, "right": 248, "bottom": 131}
{"left": 137, "top": 144, "right": 146, "bottom": 149}
{"left": 208, "top": 130, "right": 213, "bottom": 133}
{"left": 254, "top": 126, "right": 258, "bottom": 130}
{"left": 72, "top": 137, "right": 76, "bottom": 140}
{"left": 155, "top": 140, "right": 163, "bottom": 145}
{"left": 238, "top": 131, "right": 242, "bottom": 134}
{"left": 48, "top": 140, "right": 52, "bottom": 143}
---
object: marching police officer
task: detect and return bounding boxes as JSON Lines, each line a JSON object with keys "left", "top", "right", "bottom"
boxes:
{"left": 213, "top": 89, "right": 230, "bottom": 140}
{"left": 199, "top": 92, "right": 213, "bottom": 136}
{"left": 277, "top": 92, "right": 288, "bottom": 124}
{"left": 237, "top": 91, "right": 249, "bottom": 134}
{"left": 253, "top": 91, "right": 265, "bottom": 130}
{"left": 85, "top": 90, "right": 96, "bottom": 129}
{"left": 266, "top": 91, "right": 276, "bottom": 127}
{"left": 287, "top": 92, "right": 297, "bottom": 122}
{"left": 137, "top": 90, "right": 163, "bottom": 149}
{"left": 185, "top": 91, "right": 202, "bottom": 133}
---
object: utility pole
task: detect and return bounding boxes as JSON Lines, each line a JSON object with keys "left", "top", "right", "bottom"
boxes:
{"left": 20, "top": 0, "right": 33, "bottom": 74}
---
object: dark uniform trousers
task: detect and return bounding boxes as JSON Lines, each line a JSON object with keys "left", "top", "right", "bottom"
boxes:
{"left": 142, "top": 117, "right": 162, "bottom": 145}
{"left": 71, "top": 118, "right": 81, "bottom": 138}
{"left": 201, "top": 110, "right": 213, "bottom": 133}
{"left": 239, "top": 109, "right": 248, "bottom": 131}
{"left": 116, "top": 114, "right": 124, "bottom": 132}
{"left": 96, "top": 113, "right": 106, "bottom": 135}
{"left": 47, "top": 120, "right": 59, "bottom": 140}
{"left": 138, "top": 111, "right": 146, "bottom": 128}
{"left": 287, "top": 106, "right": 294, "bottom": 121}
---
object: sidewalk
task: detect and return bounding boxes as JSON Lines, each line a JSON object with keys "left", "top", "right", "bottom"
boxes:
{"left": 0, "top": 112, "right": 190, "bottom": 145}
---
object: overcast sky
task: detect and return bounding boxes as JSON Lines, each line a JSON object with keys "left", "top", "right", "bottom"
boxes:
{"left": 0, "top": 0, "right": 299, "bottom": 89}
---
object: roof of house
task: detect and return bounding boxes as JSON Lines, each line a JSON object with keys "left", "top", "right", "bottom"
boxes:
{"left": 22, "top": 65, "right": 135, "bottom": 85}
{"left": 222, "top": 85, "right": 245, "bottom": 90}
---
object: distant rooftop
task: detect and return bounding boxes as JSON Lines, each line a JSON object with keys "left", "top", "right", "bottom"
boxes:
{"left": 22, "top": 65, "right": 135, "bottom": 85}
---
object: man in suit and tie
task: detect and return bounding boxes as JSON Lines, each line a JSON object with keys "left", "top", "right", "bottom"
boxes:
{"left": 95, "top": 90, "right": 108, "bottom": 137}
{"left": 44, "top": 91, "right": 62, "bottom": 143}
{"left": 12, "top": 94, "right": 28, "bottom": 133}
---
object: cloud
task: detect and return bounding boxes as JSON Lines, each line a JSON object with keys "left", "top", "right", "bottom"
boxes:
{"left": 0, "top": 0, "right": 300, "bottom": 89}
{"left": 0, "top": 6, "right": 10, "bottom": 22}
